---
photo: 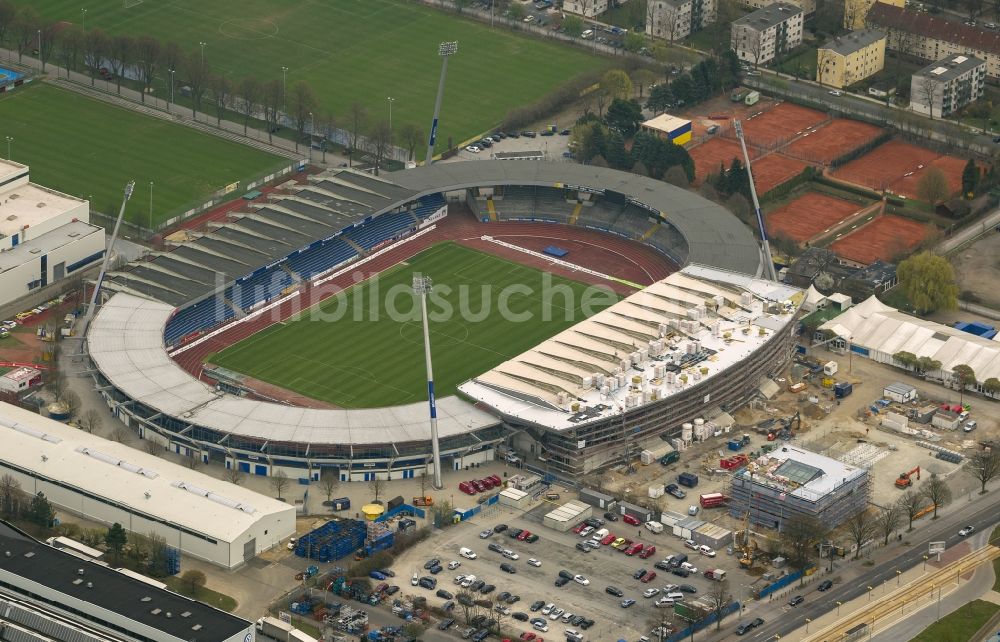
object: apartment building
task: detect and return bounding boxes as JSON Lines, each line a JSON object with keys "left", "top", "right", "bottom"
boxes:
{"left": 817, "top": 29, "right": 887, "bottom": 88}
{"left": 844, "top": 0, "right": 903, "bottom": 29}
{"left": 647, "top": 0, "right": 717, "bottom": 41}
{"left": 731, "top": 3, "right": 804, "bottom": 66}
{"left": 868, "top": 3, "right": 1000, "bottom": 77}
{"left": 563, "top": 0, "right": 610, "bottom": 18}
{"left": 909, "top": 54, "right": 986, "bottom": 117}
{"left": 741, "top": 0, "right": 816, "bottom": 18}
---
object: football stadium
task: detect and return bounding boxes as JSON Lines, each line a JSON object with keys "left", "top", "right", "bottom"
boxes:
{"left": 87, "top": 160, "right": 803, "bottom": 481}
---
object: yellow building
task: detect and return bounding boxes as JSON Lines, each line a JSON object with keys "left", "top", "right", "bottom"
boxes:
{"left": 640, "top": 114, "right": 692, "bottom": 145}
{"left": 816, "top": 29, "right": 886, "bottom": 88}
{"left": 845, "top": 0, "right": 903, "bottom": 29}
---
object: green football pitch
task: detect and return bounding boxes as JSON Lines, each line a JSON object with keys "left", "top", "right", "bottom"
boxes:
{"left": 20, "top": 0, "right": 603, "bottom": 155}
{"left": 0, "top": 84, "right": 286, "bottom": 226}
{"left": 209, "top": 243, "right": 618, "bottom": 408}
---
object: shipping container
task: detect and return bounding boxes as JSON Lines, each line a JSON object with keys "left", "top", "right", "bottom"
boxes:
{"left": 387, "top": 496, "right": 404, "bottom": 510}
{"left": 699, "top": 493, "right": 726, "bottom": 508}
{"left": 744, "top": 91, "right": 760, "bottom": 105}
{"left": 834, "top": 382, "right": 853, "bottom": 398}
{"left": 579, "top": 488, "right": 615, "bottom": 509}
{"left": 678, "top": 472, "right": 699, "bottom": 488}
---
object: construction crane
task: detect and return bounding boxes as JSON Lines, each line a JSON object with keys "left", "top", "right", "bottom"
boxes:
{"left": 732, "top": 120, "right": 778, "bottom": 282}
{"left": 735, "top": 510, "right": 757, "bottom": 569}
{"left": 895, "top": 466, "right": 921, "bottom": 489}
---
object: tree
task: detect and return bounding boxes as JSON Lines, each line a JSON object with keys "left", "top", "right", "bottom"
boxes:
{"left": 896, "top": 252, "right": 958, "bottom": 315}
{"left": 108, "top": 34, "right": 135, "bottom": 94}
{"left": 952, "top": 364, "right": 977, "bottom": 404}
{"left": 844, "top": 509, "right": 877, "bottom": 559}
{"left": 237, "top": 76, "right": 263, "bottom": 135}
{"left": 922, "top": 474, "right": 951, "bottom": 519}
{"left": 967, "top": 0, "right": 986, "bottom": 19}
{"left": 366, "top": 119, "right": 393, "bottom": 176}
{"left": 0, "top": 474, "right": 23, "bottom": 518}
{"left": 183, "top": 48, "right": 211, "bottom": 119}
{"left": 105, "top": 522, "right": 128, "bottom": 563}
{"left": 563, "top": 15, "right": 585, "bottom": 37}
{"left": 184, "top": 452, "right": 201, "bottom": 469}
{"left": 398, "top": 123, "right": 424, "bottom": 162}
{"left": 270, "top": 470, "right": 289, "bottom": 500}
{"left": 624, "top": 31, "right": 646, "bottom": 52}
{"left": 508, "top": 3, "right": 526, "bottom": 20}
{"left": 110, "top": 425, "right": 131, "bottom": 443}
{"left": 0, "top": 1, "right": 14, "bottom": 56}
{"left": 262, "top": 78, "right": 283, "bottom": 143}
{"left": 146, "top": 532, "right": 171, "bottom": 577}
{"left": 82, "top": 28, "right": 110, "bottom": 87}
{"left": 917, "top": 167, "right": 950, "bottom": 204}
{"left": 12, "top": 6, "right": 39, "bottom": 64}
{"left": 160, "top": 41, "right": 182, "bottom": 107}
{"left": 961, "top": 158, "right": 980, "bottom": 197}
{"left": 131, "top": 36, "right": 161, "bottom": 104}
{"left": 209, "top": 74, "right": 232, "bottom": 127}
{"left": 707, "top": 578, "right": 733, "bottom": 630}
{"left": 143, "top": 439, "right": 161, "bottom": 456}
{"left": 646, "top": 83, "right": 674, "bottom": 114}
{"left": 916, "top": 356, "right": 942, "bottom": 374}
{"left": 781, "top": 515, "right": 826, "bottom": 581}
{"left": 893, "top": 350, "right": 918, "bottom": 369}
{"left": 601, "top": 69, "right": 633, "bottom": 102}
{"left": 605, "top": 98, "right": 644, "bottom": 137}
{"left": 966, "top": 449, "right": 1000, "bottom": 494}
{"left": 28, "top": 492, "right": 54, "bottom": 528}
{"left": 369, "top": 476, "right": 386, "bottom": 503}
{"left": 56, "top": 24, "right": 83, "bottom": 80}
{"left": 38, "top": 20, "right": 58, "bottom": 72}
{"left": 288, "top": 80, "right": 318, "bottom": 152}
{"left": 876, "top": 503, "right": 902, "bottom": 545}
{"left": 983, "top": 377, "right": 1000, "bottom": 398}
{"left": 348, "top": 102, "right": 368, "bottom": 167}
{"left": 78, "top": 409, "right": 102, "bottom": 434}
{"left": 631, "top": 69, "right": 657, "bottom": 99}
{"left": 897, "top": 490, "right": 926, "bottom": 531}
{"left": 61, "top": 390, "right": 81, "bottom": 419}
{"left": 180, "top": 569, "right": 206, "bottom": 596}
{"left": 320, "top": 471, "right": 339, "bottom": 503}
{"left": 224, "top": 466, "right": 245, "bottom": 485}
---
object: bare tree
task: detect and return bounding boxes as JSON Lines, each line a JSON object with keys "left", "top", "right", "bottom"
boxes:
{"left": 133, "top": 36, "right": 161, "bottom": 103}
{"left": 110, "top": 425, "right": 131, "bottom": 443}
{"left": 237, "top": 76, "right": 263, "bottom": 135}
{"left": 782, "top": 515, "right": 827, "bottom": 583}
{"left": 108, "top": 34, "right": 135, "bottom": 94}
{"left": 0, "top": 2, "right": 15, "bottom": 56}
{"left": 184, "top": 452, "right": 201, "bottom": 469}
{"left": 56, "top": 24, "right": 83, "bottom": 80}
{"left": 38, "top": 20, "right": 58, "bottom": 72}
{"left": 77, "top": 409, "right": 102, "bottom": 434}
{"left": 224, "top": 466, "right": 245, "bottom": 485}
{"left": 288, "top": 80, "right": 318, "bottom": 152}
{"left": 160, "top": 40, "right": 182, "bottom": 108}
{"left": 707, "top": 578, "right": 733, "bottom": 630}
{"left": 876, "top": 503, "right": 903, "bottom": 545}
{"left": 922, "top": 474, "right": 951, "bottom": 519}
{"left": 46, "top": 372, "right": 69, "bottom": 402}
{"left": 271, "top": 470, "right": 290, "bottom": 500}
{"left": 61, "top": 390, "right": 81, "bottom": 418}
{"left": 418, "top": 471, "right": 429, "bottom": 498}
{"left": 844, "top": 509, "right": 878, "bottom": 559}
{"left": 82, "top": 29, "right": 110, "bottom": 86}
{"left": 319, "top": 110, "right": 336, "bottom": 162}
{"left": 208, "top": 74, "right": 232, "bottom": 127}
{"left": 0, "top": 474, "right": 24, "bottom": 518}
{"left": 183, "top": 48, "right": 211, "bottom": 119}
{"left": 366, "top": 119, "right": 393, "bottom": 176}
{"left": 369, "top": 476, "right": 386, "bottom": 503}
{"left": 918, "top": 76, "right": 942, "bottom": 119}
{"left": 12, "top": 6, "right": 39, "bottom": 64}
{"left": 966, "top": 449, "right": 1000, "bottom": 494}
{"left": 320, "top": 471, "right": 339, "bottom": 503}
{"left": 348, "top": 102, "right": 369, "bottom": 167}
{"left": 897, "top": 490, "right": 926, "bottom": 531}
{"left": 143, "top": 439, "right": 161, "bottom": 456}
{"left": 398, "top": 123, "right": 424, "bottom": 162}
{"left": 262, "top": 78, "right": 283, "bottom": 143}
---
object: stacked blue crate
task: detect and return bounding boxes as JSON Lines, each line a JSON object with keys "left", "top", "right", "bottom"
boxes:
{"left": 365, "top": 531, "right": 394, "bottom": 556}
{"left": 294, "top": 519, "right": 367, "bottom": 563}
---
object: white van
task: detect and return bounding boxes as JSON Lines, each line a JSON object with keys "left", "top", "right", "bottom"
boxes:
{"left": 666, "top": 591, "right": 685, "bottom": 602}
{"left": 592, "top": 528, "right": 609, "bottom": 540}
{"left": 581, "top": 29, "right": 594, "bottom": 39}
{"left": 460, "top": 547, "right": 477, "bottom": 559}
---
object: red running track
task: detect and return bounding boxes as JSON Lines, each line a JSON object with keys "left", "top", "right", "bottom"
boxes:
{"left": 170, "top": 208, "right": 677, "bottom": 388}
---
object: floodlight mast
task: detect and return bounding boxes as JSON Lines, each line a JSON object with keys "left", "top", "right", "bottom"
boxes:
{"left": 733, "top": 120, "right": 778, "bottom": 281}
{"left": 425, "top": 41, "right": 458, "bottom": 165}
{"left": 79, "top": 181, "right": 135, "bottom": 339}
{"left": 413, "top": 274, "right": 443, "bottom": 490}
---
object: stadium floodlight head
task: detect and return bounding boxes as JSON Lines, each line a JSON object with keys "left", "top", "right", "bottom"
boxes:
{"left": 426, "top": 42, "right": 459, "bottom": 165}
{"left": 413, "top": 273, "right": 443, "bottom": 490}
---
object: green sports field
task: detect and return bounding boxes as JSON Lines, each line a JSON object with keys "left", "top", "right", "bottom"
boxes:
{"left": 19, "top": 0, "right": 602, "bottom": 155}
{"left": 0, "top": 84, "right": 285, "bottom": 225}
{"left": 209, "top": 243, "right": 617, "bottom": 408}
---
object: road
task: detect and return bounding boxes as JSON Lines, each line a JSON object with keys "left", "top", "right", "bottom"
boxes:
{"left": 739, "top": 490, "right": 1000, "bottom": 642}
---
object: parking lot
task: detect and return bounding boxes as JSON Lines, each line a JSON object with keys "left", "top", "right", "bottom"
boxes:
{"left": 390, "top": 499, "right": 725, "bottom": 641}
{"left": 451, "top": 129, "right": 574, "bottom": 163}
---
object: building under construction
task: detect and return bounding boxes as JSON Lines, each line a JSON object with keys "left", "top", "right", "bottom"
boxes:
{"left": 728, "top": 445, "right": 871, "bottom": 531}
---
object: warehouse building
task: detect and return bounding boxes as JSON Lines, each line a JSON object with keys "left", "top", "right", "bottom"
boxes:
{"left": 0, "top": 521, "right": 253, "bottom": 642}
{"left": 0, "top": 401, "right": 295, "bottom": 569}
{"left": 0, "top": 160, "right": 103, "bottom": 308}
{"left": 728, "top": 445, "right": 870, "bottom": 530}
{"left": 640, "top": 114, "right": 693, "bottom": 145}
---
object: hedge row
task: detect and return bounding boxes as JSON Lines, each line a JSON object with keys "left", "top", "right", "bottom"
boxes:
{"left": 830, "top": 130, "right": 893, "bottom": 169}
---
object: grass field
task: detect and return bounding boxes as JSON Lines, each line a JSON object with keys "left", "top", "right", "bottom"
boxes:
{"left": 209, "top": 243, "right": 617, "bottom": 408}
{"left": 0, "top": 84, "right": 285, "bottom": 225}
{"left": 21, "top": 0, "right": 603, "bottom": 154}
{"left": 909, "top": 599, "right": 1000, "bottom": 642}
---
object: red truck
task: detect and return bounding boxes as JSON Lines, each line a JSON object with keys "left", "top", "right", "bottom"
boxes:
{"left": 699, "top": 493, "right": 727, "bottom": 509}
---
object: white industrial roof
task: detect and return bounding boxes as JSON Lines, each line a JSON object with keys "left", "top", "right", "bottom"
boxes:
{"left": 88, "top": 293, "right": 500, "bottom": 445}
{"left": 0, "top": 220, "right": 103, "bottom": 272}
{"left": 459, "top": 265, "right": 803, "bottom": 430}
{"left": 0, "top": 166, "right": 87, "bottom": 238}
{"left": 820, "top": 296, "right": 1000, "bottom": 382}
{"left": 738, "top": 444, "right": 866, "bottom": 501}
{"left": 641, "top": 113, "right": 691, "bottom": 134}
{"left": 0, "top": 401, "right": 293, "bottom": 543}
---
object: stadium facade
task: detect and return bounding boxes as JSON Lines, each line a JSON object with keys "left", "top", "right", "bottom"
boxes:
{"left": 86, "top": 161, "right": 797, "bottom": 481}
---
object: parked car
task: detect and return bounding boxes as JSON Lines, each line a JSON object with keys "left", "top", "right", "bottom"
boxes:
{"left": 517, "top": 530, "right": 532, "bottom": 541}
{"left": 528, "top": 558, "right": 542, "bottom": 567}
{"left": 666, "top": 484, "right": 686, "bottom": 499}
{"left": 554, "top": 576, "right": 570, "bottom": 587}
{"left": 633, "top": 569, "right": 647, "bottom": 580}
{"left": 736, "top": 618, "right": 764, "bottom": 635}
{"left": 604, "top": 512, "right": 619, "bottom": 522}
{"left": 573, "top": 574, "right": 590, "bottom": 585}
{"left": 643, "top": 587, "right": 661, "bottom": 598}
{"left": 465, "top": 145, "right": 481, "bottom": 153}
{"left": 788, "top": 595, "right": 804, "bottom": 606}
{"left": 479, "top": 529, "right": 493, "bottom": 539}
{"left": 640, "top": 571, "right": 657, "bottom": 583}
{"left": 817, "top": 580, "right": 834, "bottom": 592}
{"left": 623, "top": 514, "right": 640, "bottom": 525}
{"left": 605, "top": 586, "right": 624, "bottom": 597}
{"left": 620, "top": 599, "right": 636, "bottom": 608}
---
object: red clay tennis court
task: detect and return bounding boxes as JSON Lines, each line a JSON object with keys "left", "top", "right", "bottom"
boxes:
{"left": 689, "top": 137, "right": 758, "bottom": 183}
{"left": 766, "top": 192, "right": 863, "bottom": 242}
{"left": 742, "top": 103, "right": 828, "bottom": 149}
{"left": 890, "top": 155, "right": 967, "bottom": 200}
{"left": 829, "top": 214, "right": 930, "bottom": 264}
{"left": 832, "top": 140, "right": 940, "bottom": 192}
{"left": 784, "top": 119, "right": 884, "bottom": 164}
{"left": 751, "top": 154, "right": 809, "bottom": 194}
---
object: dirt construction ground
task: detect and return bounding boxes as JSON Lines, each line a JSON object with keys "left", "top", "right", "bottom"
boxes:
{"left": 950, "top": 230, "right": 1000, "bottom": 309}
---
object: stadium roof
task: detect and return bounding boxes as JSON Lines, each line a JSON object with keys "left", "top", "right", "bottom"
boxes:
{"left": 87, "top": 294, "right": 501, "bottom": 445}
{"left": 458, "top": 265, "right": 803, "bottom": 431}
{"left": 0, "top": 520, "right": 250, "bottom": 641}
{"left": 819, "top": 296, "right": 1000, "bottom": 381}
{"left": 0, "top": 401, "right": 294, "bottom": 544}
{"left": 104, "top": 161, "right": 761, "bottom": 308}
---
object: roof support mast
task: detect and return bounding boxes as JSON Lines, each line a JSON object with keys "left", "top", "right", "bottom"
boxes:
{"left": 732, "top": 120, "right": 777, "bottom": 281}
{"left": 79, "top": 181, "right": 135, "bottom": 340}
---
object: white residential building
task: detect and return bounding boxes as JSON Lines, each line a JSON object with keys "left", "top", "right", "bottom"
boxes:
{"left": 909, "top": 54, "right": 986, "bottom": 118}
{"left": 731, "top": 2, "right": 804, "bottom": 66}
{"left": 563, "top": 0, "right": 610, "bottom": 18}
{"left": 647, "top": 0, "right": 717, "bottom": 41}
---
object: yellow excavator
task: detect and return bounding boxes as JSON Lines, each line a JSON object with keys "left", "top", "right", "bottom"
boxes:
{"left": 735, "top": 510, "right": 758, "bottom": 569}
